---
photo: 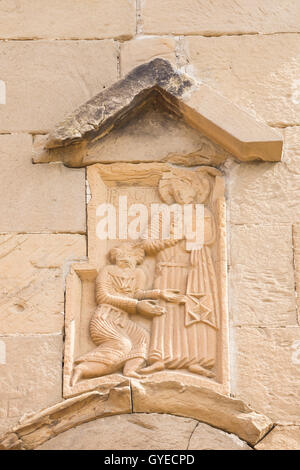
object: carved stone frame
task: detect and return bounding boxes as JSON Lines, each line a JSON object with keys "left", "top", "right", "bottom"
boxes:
{"left": 63, "top": 162, "right": 229, "bottom": 398}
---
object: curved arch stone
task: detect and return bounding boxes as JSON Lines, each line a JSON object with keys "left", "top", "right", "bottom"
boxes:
{"left": 0, "top": 380, "right": 272, "bottom": 450}
{"left": 35, "top": 414, "right": 251, "bottom": 451}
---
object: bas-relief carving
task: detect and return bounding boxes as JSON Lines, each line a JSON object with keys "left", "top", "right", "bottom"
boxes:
{"left": 64, "top": 162, "right": 229, "bottom": 397}
{"left": 38, "top": 58, "right": 282, "bottom": 400}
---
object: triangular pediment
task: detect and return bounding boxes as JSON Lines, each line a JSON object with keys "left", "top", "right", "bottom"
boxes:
{"left": 34, "top": 58, "right": 282, "bottom": 167}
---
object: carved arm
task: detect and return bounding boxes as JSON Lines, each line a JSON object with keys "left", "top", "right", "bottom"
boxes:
{"left": 96, "top": 267, "right": 138, "bottom": 315}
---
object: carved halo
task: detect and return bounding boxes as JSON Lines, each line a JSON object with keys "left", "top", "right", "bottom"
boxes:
{"left": 158, "top": 169, "right": 211, "bottom": 204}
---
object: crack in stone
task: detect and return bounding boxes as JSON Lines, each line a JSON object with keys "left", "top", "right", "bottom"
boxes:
{"left": 186, "top": 421, "right": 199, "bottom": 450}
{"left": 0, "top": 32, "right": 299, "bottom": 42}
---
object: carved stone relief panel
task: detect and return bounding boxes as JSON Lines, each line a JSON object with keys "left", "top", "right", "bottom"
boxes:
{"left": 63, "top": 162, "right": 229, "bottom": 397}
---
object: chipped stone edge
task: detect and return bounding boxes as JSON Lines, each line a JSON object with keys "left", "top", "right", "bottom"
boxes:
{"left": 34, "top": 58, "right": 282, "bottom": 166}
{"left": 131, "top": 379, "right": 273, "bottom": 447}
{"left": 0, "top": 379, "right": 272, "bottom": 450}
{"left": 0, "top": 381, "right": 131, "bottom": 450}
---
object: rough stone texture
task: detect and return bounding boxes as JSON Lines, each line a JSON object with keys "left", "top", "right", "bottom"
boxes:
{"left": 141, "top": 0, "right": 300, "bottom": 35}
{"left": 0, "top": 234, "right": 86, "bottom": 335}
{"left": 0, "top": 134, "right": 86, "bottom": 232}
{"left": 36, "top": 413, "right": 197, "bottom": 450}
{"left": 0, "top": 0, "right": 135, "bottom": 40}
{"left": 0, "top": 40, "right": 118, "bottom": 132}
{"left": 229, "top": 127, "right": 300, "bottom": 224}
{"left": 234, "top": 327, "right": 300, "bottom": 423}
{"left": 132, "top": 379, "right": 272, "bottom": 445}
{"left": 0, "top": 334, "right": 63, "bottom": 434}
{"left": 255, "top": 425, "right": 300, "bottom": 450}
{"left": 0, "top": 409, "right": 253, "bottom": 450}
{"left": 0, "top": 383, "right": 131, "bottom": 449}
{"left": 40, "top": 59, "right": 282, "bottom": 164}
{"left": 293, "top": 224, "right": 300, "bottom": 323}
{"left": 43, "top": 58, "right": 196, "bottom": 149}
{"left": 189, "top": 422, "right": 251, "bottom": 450}
{"left": 187, "top": 34, "right": 300, "bottom": 125}
{"left": 120, "top": 37, "right": 177, "bottom": 77}
{"left": 230, "top": 225, "right": 297, "bottom": 326}
{"left": 38, "top": 102, "right": 230, "bottom": 167}
{"left": 0, "top": 431, "right": 23, "bottom": 450}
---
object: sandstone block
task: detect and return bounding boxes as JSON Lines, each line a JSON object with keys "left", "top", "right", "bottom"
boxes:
{"left": 229, "top": 127, "right": 300, "bottom": 224}
{"left": 188, "top": 422, "right": 251, "bottom": 450}
{"left": 0, "top": 134, "right": 86, "bottom": 232}
{"left": 0, "top": 0, "right": 135, "bottom": 40}
{"left": 234, "top": 327, "right": 300, "bottom": 423}
{"left": 255, "top": 425, "right": 300, "bottom": 450}
{"left": 141, "top": 0, "right": 300, "bottom": 35}
{"left": 132, "top": 379, "right": 272, "bottom": 445}
{"left": 120, "top": 37, "right": 177, "bottom": 77}
{"left": 0, "top": 431, "right": 23, "bottom": 450}
{"left": 43, "top": 58, "right": 282, "bottom": 164}
{"left": 0, "top": 334, "right": 63, "bottom": 434}
{"left": 186, "top": 35, "right": 300, "bottom": 125}
{"left": 37, "top": 413, "right": 197, "bottom": 450}
{"left": 230, "top": 225, "right": 296, "bottom": 326}
{"left": 293, "top": 224, "right": 300, "bottom": 322}
{"left": 0, "top": 40, "right": 118, "bottom": 132}
{"left": 73, "top": 103, "right": 230, "bottom": 166}
{"left": 0, "top": 233, "right": 86, "bottom": 335}
{"left": 4, "top": 383, "right": 131, "bottom": 449}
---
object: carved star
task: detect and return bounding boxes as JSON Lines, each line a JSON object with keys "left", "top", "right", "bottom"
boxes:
{"left": 185, "top": 292, "right": 213, "bottom": 327}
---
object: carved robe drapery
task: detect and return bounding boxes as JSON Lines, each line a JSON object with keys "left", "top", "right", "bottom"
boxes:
{"left": 75, "top": 265, "right": 150, "bottom": 368}
{"left": 143, "top": 189, "right": 220, "bottom": 372}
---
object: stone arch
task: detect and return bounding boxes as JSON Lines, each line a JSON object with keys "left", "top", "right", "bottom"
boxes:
{"left": 0, "top": 380, "right": 272, "bottom": 450}
{"left": 36, "top": 413, "right": 252, "bottom": 450}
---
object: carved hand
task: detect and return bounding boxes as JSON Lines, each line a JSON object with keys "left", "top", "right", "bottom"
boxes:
{"left": 137, "top": 300, "right": 166, "bottom": 317}
{"left": 160, "top": 289, "right": 186, "bottom": 304}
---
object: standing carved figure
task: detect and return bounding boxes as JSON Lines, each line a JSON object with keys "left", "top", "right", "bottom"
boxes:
{"left": 72, "top": 242, "right": 180, "bottom": 385}
{"left": 140, "top": 170, "right": 220, "bottom": 378}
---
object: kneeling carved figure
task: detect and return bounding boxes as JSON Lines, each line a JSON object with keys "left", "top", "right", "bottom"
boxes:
{"left": 72, "top": 242, "right": 183, "bottom": 385}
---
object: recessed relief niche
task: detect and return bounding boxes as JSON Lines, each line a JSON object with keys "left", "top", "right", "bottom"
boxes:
{"left": 35, "top": 59, "right": 282, "bottom": 398}
{"left": 63, "top": 162, "right": 228, "bottom": 396}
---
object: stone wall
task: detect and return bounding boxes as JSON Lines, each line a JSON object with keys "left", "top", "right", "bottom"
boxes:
{"left": 0, "top": 0, "right": 299, "bottom": 449}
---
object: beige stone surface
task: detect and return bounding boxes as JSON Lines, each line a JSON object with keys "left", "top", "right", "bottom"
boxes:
{"left": 0, "top": 134, "right": 86, "bottom": 232}
{"left": 0, "top": 408, "right": 253, "bottom": 450}
{"left": 43, "top": 58, "right": 282, "bottom": 164}
{"left": 0, "top": 431, "right": 23, "bottom": 450}
{"left": 0, "top": 40, "right": 118, "bottom": 132}
{"left": 189, "top": 422, "right": 251, "bottom": 450}
{"left": 37, "top": 413, "right": 197, "bottom": 450}
{"left": 234, "top": 327, "right": 300, "bottom": 423}
{"left": 229, "top": 127, "right": 300, "bottom": 224}
{"left": 76, "top": 104, "right": 230, "bottom": 166}
{"left": 0, "top": 383, "right": 131, "bottom": 449}
{"left": 132, "top": 379, "right": 272, "bottom": 445}
{"left": 0, "top": 233, "right": 86, "bottom": 335}
{"left": 230, "top": 225, "right": 296, "bottom": 326}
{"left": 64, "top": 163, "right": 230, "bottom": 397}
{"left": 293, "top": 224, "right": 300, "bottom": 322}
{"left": 0, "top": 334, "right": 63, "bottom": 434}
{"left": 0, "top": 0, "right": 135, "bottom": 40}
{"left": 120, "top": 37, "right": 177, "bottom": 76}
{"left": 187, "top": 34, "right": 300, "bottom": 125}
{"left": 255, "top": 425, "right": 300, "bottom": 450}
{"left": 141, "top": 0, "right": 300, "bottom": 35}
